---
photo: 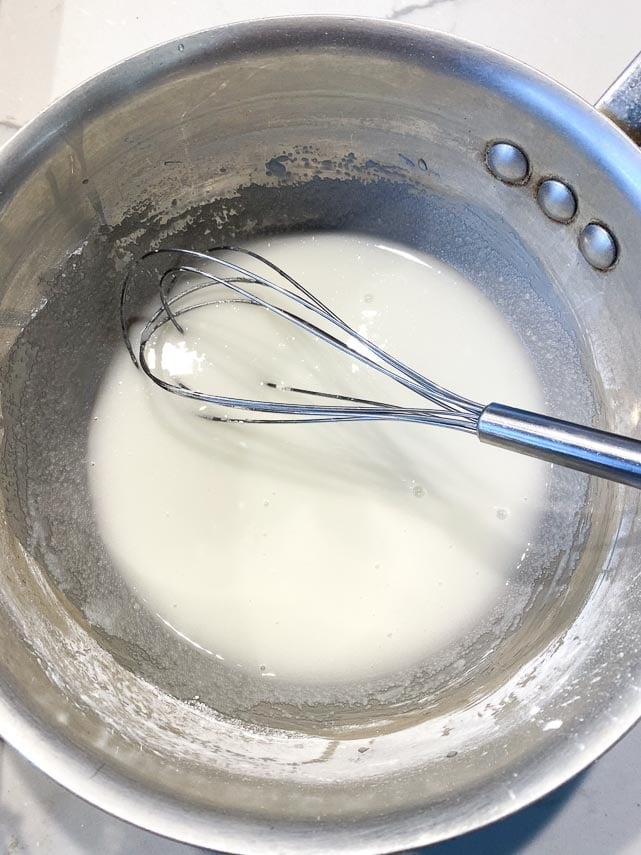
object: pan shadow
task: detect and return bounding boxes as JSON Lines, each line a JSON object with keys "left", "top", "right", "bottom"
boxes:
{"left": 408, "top": 775, "right": 582, "bottom": 855}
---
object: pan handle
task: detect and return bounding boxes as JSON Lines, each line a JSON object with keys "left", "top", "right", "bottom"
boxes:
{"left": 596, "top": 52, "right": 641, "bottom": 145}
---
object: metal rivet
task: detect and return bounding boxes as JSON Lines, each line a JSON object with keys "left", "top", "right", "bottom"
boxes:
{"left": 485, "top": 142, "right": 530, "bottom": 184}
{"left": 579, "top": 222, "right": 618, "bottom": 271}
{"left": 537, "top": 179, "right": 577, "bottom": 223}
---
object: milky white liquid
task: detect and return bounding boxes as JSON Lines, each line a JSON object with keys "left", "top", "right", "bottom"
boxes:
{"left": 88, "top": 233, "right": 547, "bottom": 684}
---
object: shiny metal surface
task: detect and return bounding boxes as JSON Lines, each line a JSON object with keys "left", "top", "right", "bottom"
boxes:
{"left": 537, "top": 178, "right": 577, "bottom": 222}
{"left": 485, "top": 140, "right": 530, "bottom": 183}
{"left": 579, "top": 221, "right": 619, "bottom": 269}
{"left": 2, "top": 16, "right": 641, "bottom": 855}
{"left": 597, "top": 49, "right": 641, "bottom": 144}
{"left": 479, "top": 403, "right": 641, "bottom": 488}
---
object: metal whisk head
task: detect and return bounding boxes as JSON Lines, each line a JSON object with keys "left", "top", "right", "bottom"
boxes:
{"left": 120, "top": 246, "right": 483, "bottom": 431}
{"left": 120, "top": 244, "right": 641, "bottom": 489}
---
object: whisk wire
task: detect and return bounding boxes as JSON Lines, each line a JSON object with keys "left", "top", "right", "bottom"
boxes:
{"left": 121, "top": 246, "right": 483, "bottom": 431}
{"left": 120, "top": 243, "right": 641, "bottom": 489}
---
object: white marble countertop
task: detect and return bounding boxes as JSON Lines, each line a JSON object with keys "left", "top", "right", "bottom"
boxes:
{"left": 2, "top": 1, "right": 641, "bottom": 853}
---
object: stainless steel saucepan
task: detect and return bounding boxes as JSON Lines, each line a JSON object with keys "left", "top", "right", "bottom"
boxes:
{"left": 2, "top": 16, "right": 641, "bottom": 854}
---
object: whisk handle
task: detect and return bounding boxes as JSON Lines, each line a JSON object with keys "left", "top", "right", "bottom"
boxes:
{"left": 478, "top": 403, "right": 641, "bottom": 489}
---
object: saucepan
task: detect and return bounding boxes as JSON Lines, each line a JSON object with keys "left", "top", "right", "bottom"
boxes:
{"left": 1, "top": 15, "right": 641, "bottom": 853}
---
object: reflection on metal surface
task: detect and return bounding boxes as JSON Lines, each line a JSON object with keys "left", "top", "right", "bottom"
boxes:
{"left": 537, "top": 178, "right": 577, "bottom": 223}
{"left": 597, "top": 50, "right": 641, "bottom": 145}
{"left": 579, "top": 222, "right": 619, "bottom": 270}
{"left": 485, "top": 141, "right": 530, "bottom": 183}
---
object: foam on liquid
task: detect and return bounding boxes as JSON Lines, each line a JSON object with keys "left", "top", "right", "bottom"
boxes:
{"left": 88, "top": 233, "right": 547, "bottom": 684}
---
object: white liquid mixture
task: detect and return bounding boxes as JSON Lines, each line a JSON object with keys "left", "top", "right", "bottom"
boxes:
{"left": 88, "top": 233, "right": 547, "bottom": 684}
